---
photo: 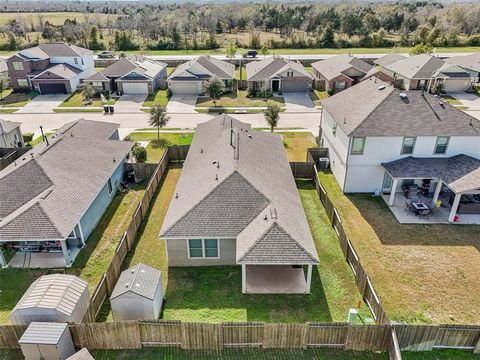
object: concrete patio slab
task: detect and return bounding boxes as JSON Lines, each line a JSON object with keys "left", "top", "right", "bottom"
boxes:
{"left": 9, "top": 252, "right": 66, "bottom": 268}
{"left": 245, "top": 265, "right": 307, "bottom": 294}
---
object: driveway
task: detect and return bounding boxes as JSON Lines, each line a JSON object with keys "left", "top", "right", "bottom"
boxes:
{"left": 16, "top": 94, "right": 69, "bottom": 113}
{"left": 449, "top": 92, "right": 480, "bottom": 111}
{"left": 283, "top": 92, "right": 318, "bottom": 113}
{"left": 167, "top": 95, "right": 198, "bottom": 113}
{"left": 115, "top": 94, "right": 148, "bottom": 113}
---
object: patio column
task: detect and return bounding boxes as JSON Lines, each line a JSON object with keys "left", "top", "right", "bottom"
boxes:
{"left": 241, "top": 264, "right": 246, "bottom": 294}
{"left": 305, "top": 265, "right": 313, "bottom": 294}
{"left": 431, "top": 181, "right": 443, "bottom": 207}
{"left": 448, "top": 193, "right": 462, "bottom": 222}
{"left": 0, "top": 246, "right": 6, "bottom": 268}
{"left": 388, "top": 178, "right": 399, "bottom": 206}
{"left": 78, "top": 223, "right": 85, "bottom": 247}
{"left": 60, "top": 240, "right": 70, "bottom": 266}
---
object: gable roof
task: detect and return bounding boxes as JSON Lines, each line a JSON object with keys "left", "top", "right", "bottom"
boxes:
{"left": 433, "top": 62, "right": 471, "bottom": 78}
{"left": 0, "top": 119, "right": 21, "bottom": 135}
{"left": 384, "top": 54, "right": 445, "bottom": 79}
{"left": 374, "top": 53, "right": 406, "bottom": 67}
{"left": 56, "top": 119, "right": 119, "bottom": 139}
{"left": 19, "top": 322, "right": 68, "bottom": 345}
{"left": 33, "top": 63, "right": 82, "bottom": 80}
{"left": 0, "top": 120, "right": 132, "bottom": 241}
{"left": 169, "top": 56, "right": 235, "bottom": 81}
{"left": 311, "top": 54, "right": 372, "bottom": 81}
{"left": 446, "top": 53, "right": 480, "bottom": 73}
{"left": 90, "top": 58, "right": 166, "bottom": 81}
{"left": 18, "top": 43, "right": 92, "bottom": 60}
{"left": 110, "top": 263, "right": 162, "bottom": 300}
{"left": 246, "top": 57, "right": 313, "bottom": 82}
{"left": 160, "top": 115, "right": 319, "bottom": 265}
{"left": 322, "top": 77, "right": 480, "bottom": 137}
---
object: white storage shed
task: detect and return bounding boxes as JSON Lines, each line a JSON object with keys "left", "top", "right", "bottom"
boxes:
{"left": 10, "top": 274, "right": 90, "bottom": 325}
{"left": 110, "top": 263, "right": 163, "bottom": 321}
{"left": 19, "top": 322, "right": 75, "bottom": 360}
{"left": 67, "top": 348, "right": 95, "bottom": 360}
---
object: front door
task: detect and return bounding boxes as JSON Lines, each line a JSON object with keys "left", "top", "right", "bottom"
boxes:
{"left": 271, "top": 79, "right": 280, "bottom": 92}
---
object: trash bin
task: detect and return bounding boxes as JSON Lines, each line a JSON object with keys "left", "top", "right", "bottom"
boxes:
{"left": 109, "top": 105, "right": 114, "bottom": 114}
{"left": 103, "top": 105, "right": 109, "bottom": 114}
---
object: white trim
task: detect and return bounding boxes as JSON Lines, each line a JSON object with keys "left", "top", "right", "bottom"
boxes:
{"left": 306, "top": 264, "right": 312, "bottom": 294}
{"left": 78, "top": 222, "right": 85, "bottom": 246}
{"left": 241, "top": 264, "right": 246, "bottom": 293}
{"left": 186, "top": 238, "right": 220, "bottom": 259}
{"left": 67, "top": 228, "right": 77, "bottom": 239}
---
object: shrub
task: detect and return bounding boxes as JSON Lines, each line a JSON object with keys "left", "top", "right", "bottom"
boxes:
{"left": 123, "top": 135, "right": 132, "bottom": 141}
{"left": 132, "top": 144, "right": 147, "bottom": 163}
{"left": 255, "top": 90, "right": 272, "bottom": 98}
{"left": 327, "top": 88, "right": 336, "bottom": 96}
{"left": 22, "top": 133, "right": 34, "bottom": 143}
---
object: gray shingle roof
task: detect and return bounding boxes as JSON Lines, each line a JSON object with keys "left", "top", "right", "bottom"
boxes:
{"left": 384, "top": 54, "right": 445, "bottom": 79}
{"left": 0, "top": 120, "right": 132, "bottom": 241}
{"left": 19, "top": 322, "right": 68, "bottom": 345}
{"left": 382, "top": 154, "right": 480, "bottom": 193}
{"left": 311, "top": 54, "right": 372, "bottom": 81}
{"left": 0, "top": 119, "right": 21, "bottom": 135}
{"left": 110, "top": 263, "right": 162, "bottom": 300}
{"left": 373, "top": 53, "right": 406, "bottom": 67}
{"left": 433, "top": 62, "right": 470, "bottom": 78}
{"left": 56, "top": 119, "right": 119, "bottom": 139}
{"left": 160, "top": 115, "right": 318, "bottom": 265}
{"left": 169, "top": 56, "right": 234, "bottom": 81}
{"left": 446, "top": 53, "right": 480, "bottom": 73}
{"left": 19, "top": 43, "right": 92, "bottom": 60}
{"left": 101, "top": 58, "right": 138, "bottom": 77}
{"left": 322, "top": 77, "right": 480, "bottom": 137}
{"left": 246, "top": 57, "right": 313, "bottom": 82}
{"left": 94, "top": 58, "right": 166, "bottom": 81}
{"left": 34, "top": 63, "right": 82, "bottom": 80}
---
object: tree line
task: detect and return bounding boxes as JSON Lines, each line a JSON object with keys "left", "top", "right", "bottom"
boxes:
{"left": 0, "top": 1, "right": 479, "bottom": 52}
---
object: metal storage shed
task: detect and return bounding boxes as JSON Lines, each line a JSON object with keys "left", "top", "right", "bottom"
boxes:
{"left": 10, "top": 274, "right": 90, "bottom": 325}
{"left": 19, "top": 322, "right": 75, "bottom": 360}
{"left": 67, "top": 348, "right": 95, "bottom": 360}
{"left": 110, "top": 263, "right": 163, "bottom": 321}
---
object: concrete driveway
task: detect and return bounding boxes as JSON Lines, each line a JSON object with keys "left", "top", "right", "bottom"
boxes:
{"left": 167, "top": 95, "right": 198, "bottom": 113}
{"left": 283, "top": 92, "right": 318, "bottom": 113}
{"left": 450, "top": 92, "right": 480, "bottom": 111}
{"left": 115, "top": 94, "right": 148, "bottom": 113}
{"left": 16, "top": 94, "right": 69, "bottom": 113}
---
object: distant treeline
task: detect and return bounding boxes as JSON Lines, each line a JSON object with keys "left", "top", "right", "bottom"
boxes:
{"left": 0, "top": 1, "right": 479, "bottom": 51}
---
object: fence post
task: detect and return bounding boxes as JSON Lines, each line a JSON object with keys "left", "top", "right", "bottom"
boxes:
{"left": 474, "top": 334, "right": 480, "bottom": 353}
{"left": 389, "top": 327, "right": 403, "bottom": 360}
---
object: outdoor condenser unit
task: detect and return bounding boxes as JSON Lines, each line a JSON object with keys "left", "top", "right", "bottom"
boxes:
{"left": 318, "top": 157, "right": 330, "bottom": 170}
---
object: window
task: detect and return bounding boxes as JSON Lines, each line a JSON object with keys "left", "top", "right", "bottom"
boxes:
{"left": 188, "top": 239, "right": 219, "bottom": 259}
{"left": 434, "top": 137, "right": 449, "bottom": 154}
{"left": 332, "top": 123, "right": 337, "bottom": 137}
{"left": 74, "top": 58, "right": 78, "bottom": 64}
{"left": 107, "top": 178, "right": 113, "bottom": 195}
{"left": 351, "top": 137, "right": 365, "bottom": 155}
{"left": 92, "top": 81, "right": 103, "bottom": 87}
{"left": 335, "top": 81, "right": 346, "bottom": 90}
{"left": 17, "top": 79, "right": 28, "bottom": 87}
{"left": 287, "top": 71, "right": 293, "bottom": 77}
{"left": 401, "top": 137, "right": 416, "bottom": 155}
{"left": 13, "top": 62, "right": 24, "bottom": 71}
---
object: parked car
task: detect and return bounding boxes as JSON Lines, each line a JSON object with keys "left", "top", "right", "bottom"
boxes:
{"left": 98, "top": 51, "right": 115, "bottom": 59}
{"left": 243, "top": 50, "right": 257, "bottom": 58}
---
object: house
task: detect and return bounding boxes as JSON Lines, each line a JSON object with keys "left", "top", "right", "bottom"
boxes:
{"left": 160, "top": 115, "right": 319, "bottom": 294}
{"left": 0, "top": 119, "right": 133, "bottom": 267}
{"left": 380, "top": 54, "right": 471, "bottom": 92}
{"left": 0, "top": 58, "right": 8, "bottom": 85}
{"left": 446, "top": 53, "right": 480, "bottom": 83}
{"left": 110, "top": 263, "right": 163, "bottom": 321}
{"left": 246, "top": 57, "right": 313, "bottom": 93}
{"left": 363, "top": 53, "right": 407, "bottom": 85}
{"left": 373, "top": 53, "right": 407, "bottom": 68}
{"left": 167, "top": 56, "right": 235, "bottom": 95}
{"left": 0, "top": 119, "right": 24, "bottom": 148}
{"left": 7, "top": 43, "right": 95, "bottom": 94}
{"left": 311, "top": 54, "right": 372, "bottom": 92}
{"left": 319, "top": 78, "right": 480, "bottom": 224}
{"left": 84, "top": 57, "right": 167, "bottom": 95}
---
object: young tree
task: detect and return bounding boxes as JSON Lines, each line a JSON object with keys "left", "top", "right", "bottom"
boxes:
{"left": 82, "top": 83, "right": 96, "bottom": 105}
{"left": 260, "top": 44, "right": 269, "bottom": 58}
{"left": 409, "top": 43, "right": 432, "bottom": 55}
{"left": 264, "top": 101, "right": 281, "bottom": 132}
{"left": 149, "top": 104, "right": 170, "bottom": 140}
{"left": 132, "top": 144, "right": 147, "bottom": 163}
{"left": 225, "top": 41, "right": 237, "bottom": 58}
{"left": 205, "top": 76, "right": 224, "bottom": 102}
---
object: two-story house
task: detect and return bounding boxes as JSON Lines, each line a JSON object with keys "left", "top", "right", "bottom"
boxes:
{"left": 319, "top": 77, "right": 480, "bottom": 224}
{"left": 7, "top": 43, "right": 95, "bottom": 94}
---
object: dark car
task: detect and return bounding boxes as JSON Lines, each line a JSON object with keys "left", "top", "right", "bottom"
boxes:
{"left": 243, "top": 50, "right": 257, "bottom": 58}
{"left": 98, "top": 51, "right": 115, "bottom": 59}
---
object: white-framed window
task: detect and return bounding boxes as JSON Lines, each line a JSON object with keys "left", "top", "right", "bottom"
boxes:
{"left": 187, "top": 239, "right": 219, "bottom": 259}
{"left": 17, "top": 79, "right": 28, "bottom": 87}
{"left": 13, "top": 62, "right": 24, "bottom": 71}
{"left": 351, "top": 137, "right": 365, "bottom": 155}
{"left": 434, "top": 136, "right": 449, "bottom": 154}
{"left": 287, "top": 71, "right": 294, "bottom": 77}
{"left": 334, "top": 81, "right": 346, "bottom": 90}
{"left": 74, "top": 58, "right": 78, "bottom": 64}
{"left": 107, "top": 178, "right": 113, "bottom": 195}
{"left": 401, "top": 137, "right": 416, "bottom": 155}
{"left": 92, "top": 81, "right": 103, "bottom": 87}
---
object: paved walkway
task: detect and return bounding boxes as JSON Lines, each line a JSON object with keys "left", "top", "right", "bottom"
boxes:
{"left": 15, "top": 94, "right": 69, "bottom": 114}
{"left": 167, "top": 95, "right": 198, "bottom": 113}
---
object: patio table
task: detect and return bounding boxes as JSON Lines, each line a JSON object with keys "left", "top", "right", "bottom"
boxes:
{"left": 412, "top": 202, "right": 429, "bottom": 211}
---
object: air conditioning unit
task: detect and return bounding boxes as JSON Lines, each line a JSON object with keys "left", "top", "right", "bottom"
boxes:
{"left": 318, "top": 157, "right": 330, "bottom": 170}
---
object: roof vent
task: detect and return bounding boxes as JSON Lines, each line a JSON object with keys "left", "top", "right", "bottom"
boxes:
{"left": 378, "top": 85, "right": 385, "bottom": 90}
{"left": 399, "top": 93, "right": 408, "bottom": 99}
{"left": 248, "top": 135, "right": 252, "bottom": 139}
{"left": 131, "top": 269, "right": 135, "bottom": 274}
{"left": 125, "top": 282, "right": 129, "bottom": 288}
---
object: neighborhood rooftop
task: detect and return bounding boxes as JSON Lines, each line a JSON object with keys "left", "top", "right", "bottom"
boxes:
{"left": 246, "top": 57, "right": 313, "bottom": 81}
{"left": 446, "top": 53, "right": 480, "bottom": 72}
{"left": 89, "top": 57, "right": 166, "bottom": 80}
{"left": 321, "top": 77, "right": 480, "bottom": 137}
{"left": 0, "top": 119, "right": 132, "bottom": 241}
{"left": 384, "top": 53, "right": 445, "bottom": 79}
{"left": 0, "top": 119, "right": 21, "bottom": 134}
{"left": 373, "top": 53, "right": 407, "bottom": 67}
{"left": 311, "top": 54, "right": 372, "bottom": 81}
{"left": 160, "top": 115, "right": 319, "bottom": 265}
{"left": 17, "top": 43, "right": 92, "bottom": 60}
{"left": 169, "top": 56, "right": 234, "bottom": 80}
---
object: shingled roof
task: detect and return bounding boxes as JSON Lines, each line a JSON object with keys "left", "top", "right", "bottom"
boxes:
{"left": 168, "top": 56, "right": 235, "bottom": 81}
{"left": 373, "top": 53, "right": 406, "bottom": 67}
{"left": 246, "top": 57, "right": 313, "bottom": 82}
{"left": 321, "top": 77, "right": 480, "bottom": 137}
{"left": 18, "top": 43, "right": 92, "bottom": 60}
{"left": 160, "top": 115, "right": 318, "bottom": 265}
{"left": 110, "top": 263, "right": 162, "bottom": 300}
{"left": 0, "top": 120, "right": 132, "bottom": 241}
{"left": 311, "top": 54, "right": 372, "bottom": 81}
{"left": 446, "top": 53, "right": 480, "bottom": 73}
{"left": 384, "top": 54, "right": 445, "bottom": 79}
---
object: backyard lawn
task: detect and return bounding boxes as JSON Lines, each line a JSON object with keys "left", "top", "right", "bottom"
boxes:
{"left": 196, "top": 90, "right": 285, "bottom": 108}
{"left": 318, "top": 171, "right": 480, "bottom": 324}
{"left": 235, "top": 66, "right": 246, "bottom": 81}
{"left": 281, "top": 131, "right": 317, "bottom": 162}
{"left": 142, "top": 89, "right": 169, "bottom": 107}
{"left": 309, "top": 89, "right": 329, "bottom": 106}
{"left": 0, "top": 91, "right": 37, "bottom": 107}
{"left": 59, "top": 91, "right": 117, "bottom": 107}
{"left": 128, "top": 132, "right": 193, "bottom": 163}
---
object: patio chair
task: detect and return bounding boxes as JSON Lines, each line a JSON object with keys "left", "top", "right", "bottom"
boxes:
{"left": 403, "top": 200, "right": 412, "bottom": 214}
{"left": 418, "top": 208, "right": 433, "bottom": 220}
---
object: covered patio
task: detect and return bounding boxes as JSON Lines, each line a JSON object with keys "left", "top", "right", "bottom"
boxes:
{"left": 381, "top": 154, "right": 480, "bottom": 224}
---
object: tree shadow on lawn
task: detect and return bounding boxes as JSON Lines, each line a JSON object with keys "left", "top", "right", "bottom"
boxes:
{"left": 345, "top": 194, "right": 480, "bottom": 252}
{"left": 163, "top": 266, "right": 333, "bottom": 323}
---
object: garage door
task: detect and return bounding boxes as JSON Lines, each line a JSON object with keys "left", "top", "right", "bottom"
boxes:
{"left": 122, "top": 82, "right": 149, "bottom": 94}
{"left": 169, "top": 81, "right": 201, "bottom": 95}
{"left": 282, "top": 81, "right": 308, "bottom": 92}
{"left": 444, "top": 79, "right": 471, "bottom": 93}
{"left": 39, "top": 83, "right": 67, "bottom": 94}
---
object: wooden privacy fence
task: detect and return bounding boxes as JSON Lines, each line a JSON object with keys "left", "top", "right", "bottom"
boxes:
{"left": 82, "top": 146, "right": 189, "bottom": 323}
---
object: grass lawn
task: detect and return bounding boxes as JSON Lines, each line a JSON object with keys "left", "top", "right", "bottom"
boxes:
{"left": 59, "top": 91, "right": 117, "bottom": 107}
{"left": 235, "top": 67, "right": 246, "bottom": 81}
{"left": 142, "top": 89, "right": 169, "bottom": 107}
{"left": 282, "top": 132, "right": 317, "bottom": 162}
{"left": 318, "top": 171, "right": 480, "bottom": 324}
{"left": 440, "top": 95, "right": 462, "bottom": 106}
{"left": 402, "top": 350, "right": 480, "bottom": 359}
{"left": 30, "top": 132, "right": 53, "bottom": 146}
{"left": 128, "top": 132, "right": 193, "bottom": 163}
{"left": 0, "top": 108, "right": 17, "bottom": 113}
{"left": 0, "top": 91, "right": 37, "bottom": 107}
{"left": 309, "top": 89, "right": 329, "bottom": 106}
{"left": 196, "top": 90, "right": 285, "bottom": 108}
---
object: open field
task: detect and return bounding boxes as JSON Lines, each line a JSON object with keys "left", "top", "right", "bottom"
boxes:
{"left": 318, "top": 171, "right": 480, "bottom": 324}
{"left": 196, "top": 90, "right": 284, "bottom": 108}
{"left": 0, "top": 12, "right": 117, "bottom": 26}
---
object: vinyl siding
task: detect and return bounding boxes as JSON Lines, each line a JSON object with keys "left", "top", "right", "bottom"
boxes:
{"left": 166, "top": 238, "right": 236, "bottom": 266}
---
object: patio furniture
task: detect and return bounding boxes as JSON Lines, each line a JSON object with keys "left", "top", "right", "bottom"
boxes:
{"left": 418, "top": 207, "right": 433, "bottom": 220}
{"left": 404, "top": 185, "right": 419, "bottom": 199}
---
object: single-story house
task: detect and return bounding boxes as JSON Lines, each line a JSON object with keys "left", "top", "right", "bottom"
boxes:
{"left": 167, "top": 56, "right": 234, "bottom": 95}
{"left": 311, "top": 54, "right": 372, "bottom": 92}
{"left": 246, "top": 57, "right": 313, "bottom": 93}
{"left": 446, "top": 53, "right": 480, "bottom": 83}
{"left": 363, "top": 53, "right": 407, "bottom": 85}
{"left": 373, "top": 53, "right": 407, "bottom": 68}
{"left": 160, "top": 114, "right": 319, "bottom": 294}
{"left": 0, "top": 119, "right": 24, "bottom": 148}
{"left": 0, "top": 119, "right": 133, "bottom": 267}
{"left": 380, "top": 54, "right": 472, "bottom": 92}
{"left": 84, "top": 57, "right": 167, "bottom": 95}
